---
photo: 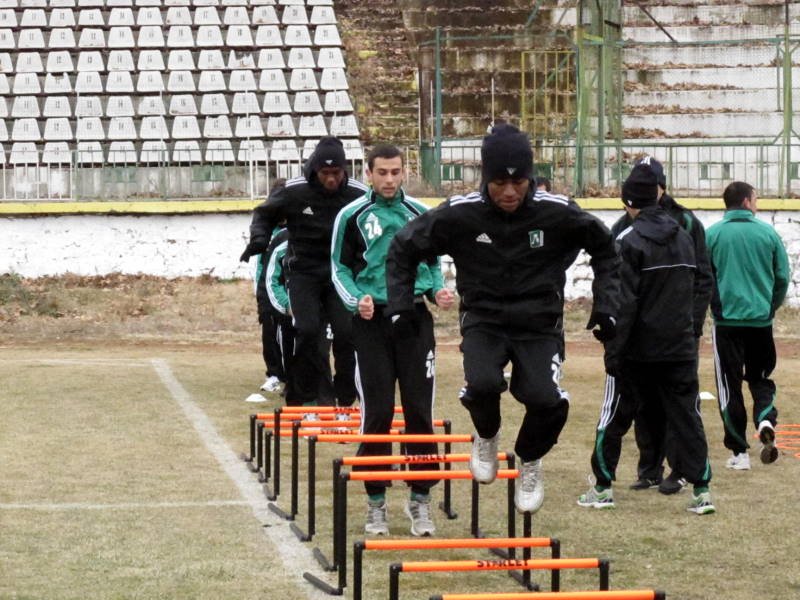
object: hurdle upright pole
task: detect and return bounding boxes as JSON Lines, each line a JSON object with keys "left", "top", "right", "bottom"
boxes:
{"left": 268, "top": 420, "right": 300, "bottom": 520}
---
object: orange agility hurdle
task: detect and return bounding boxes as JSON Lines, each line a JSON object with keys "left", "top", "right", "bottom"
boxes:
{"left": 353, "top": 537, "right": 559, "bottom": 600}
{"left": 429, "top": 591, "right": 666, "bottom": 600}
{"left": 390, "top": 558, "right": 609, "bottom": 600}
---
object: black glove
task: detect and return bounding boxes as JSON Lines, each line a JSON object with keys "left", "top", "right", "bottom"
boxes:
{"left": 239, "top": 240, "right": 265, "bottom": 263}
{"left": 586, "top": 311, "right": 617, "bottom": 343}
{"left": 390, "top": 310, "right": 421, "bottom": 339}
{"left": 604, "top": 353, "right": 620, "bottom": 378}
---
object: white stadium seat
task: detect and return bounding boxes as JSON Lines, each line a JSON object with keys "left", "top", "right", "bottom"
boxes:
{"left": 293, "top": 91, "right": 322, "bottom": 113}
{"left": 329, "top": 114, "right": 359, "bottom": 137}
{"left": 197, "top": 25, "right": 224, "bottom": 47}
{"left": 197, "top": 49, "right": 225, "bottom": 70}
{"left": 0, "top": 9, "right": 15, "bottom": 27}
{"left": 238, "top": 139, "right": 268, "bottom": 162}
{"left": 43, "top": 142, "right": 72, "bottom": 164}
{"left": 257, "top": 48, "right": 285, "bottom": 69}
{"left": 278, "top": 0, "right": 305, "bottom": 5}
{"left": 79, "top": 0, "right": 105, "bottom": 6}
{"left": 16, "top": 52, "right": 44, "bottom": 73}
{"left": 0, "top": 52, "right": 9, "bottom": 72}
{"left": 0, "top": 120, "right": 8, "bottom": 141}
{"left": 78, "top": 28, "right": 106, "bottom": 49}
{"left": 231, "top": 92, "right": 260, "bottom": 115}
{"left": 0, "top": 97, "right": 6, "bottom": 119}
{"left": 320, "top": 68, "right": 348, "bottom": 91}
{"left": 108, "top": 27, "right": 136, "bottom": 48}
{"left": 167, "top": 26, "right": 194, "bottom": 48}
{"left": 49, "top": 9, "right": 76, "bottom": 28}
{"left": 11, "top": 142, "right": 40, "bottom": 165}
{"left": 169, "top": 94, "right": 198, "bottom": 115}
{"left": 48, "top": 28, "right": 76, "bottom": 49}
{"left": 172, "top": 140, "right": 202, "bottom": 163}
{"left": 76, "top": 95, "right": 103, "bottom": 116}
{"left": 108, "top": 8, "right": 135, "bottom": 26}
{"left": 301, "top": 139, "right": 318, "bottom": 160}
{"left": 107, "top": 141, "right": 138, "bottom": 164}
{"left": 205, "top": 140, "right": 234, "bottom": 163}
{"left": 259, "top": 69, "right": 288, "bottom": 91}
{"left": 107, "top": 117, "right": 137, "bottom": 140}
{"left": 228, "top": 49, "right": 256, "bottom": 70}
{"left": 172, "top": 115, "right": 201, "bottom": 138}
{"left": 298, "top": 115, "right": 327, "bottom": 137}
{"left": 167, "top": 71, "right": 196, "bottom": 93}
{"left": 77, "top": 51, "right": 105, "bottom": 72}
{"left": 78, "top": 9, "right": 104, "bottom": 26}
{"left": 44, "top": 117, "right": 74, "bottom": 141}
{"left": 229, "top": 70, "right": 257, "bottom": 92}
{"left": 11, "top": 96, "right": 40, "bottom": 118}
{"left": 284, "top": 25, "right": 312, "bottom": 46}
{"left": 222, "top": 0, "right": 250, "bottom": 5}
{"left": 137, "top": 96, "right": 166, "bottom": 116}
{"left": 270, "top": 140, "right": 300, "bottom": 162}
{"left": 136, "top": 71, "right": 165, "bottom": 92}
{"left": 194, "top": 6, "right": 221, "bottom": 25}
{"left": 281, "top": 5, "right": 308, "bottom": 25}
{"left": 42, "top": 96, "right": 72, "bottom": 117}
{"left": 234, "top": 115, "right": 263, "bottom": 137}
{"left": 314, "top": 25, "right": 342, "bottom": 47}
{"left": 75, "top": 117, "right": 104, "bottom": 140}
{"left": 46, "top": 51, "right": 75, "bottom": 73}
{"left": 317, "top": 47, "right": 345, "bottom": 68}
{"left": 135, "top": 0, "right": 162, "bottom": 5}
{"left": 288, "top": 47, "right": 315, "bottom": 69}
{"left": 308, "top": 0, "right": 335, "bottom": 5}
{"left": 108, "top": 50, "right": 136, "bottom": 71}
{"left": 199, "top": 93, "right": 229, "bottom": 115}
{"left": 252, "top": 6, "right": 279, "bottom": 25}
{"left": 203, "top": 114, "right": 233, "bottom": 138}
{"left": 19, "top": 28, "right": 46, "bottom": 49}
{"left": 0, "top": 30, "right": 12, "bottom": 50}
{"left": 140, "top": 116, "right": 170, "bottom": 140}
{"left": 262, "top": 91, "right": 291, "bottom": 114}
{"left": 310, "top": 6, "right": 336, "bottom": 25}
{"left": 167, "top": 49, "right": 196, "bottom": 70}
{"left": 107, "top": 96, "right": 136, "bottom": 117}
{"left": 137, "top": 7, "right": 163, "bottom": 25}
{"left": 13, "top": 73, "right": 41, "bottom": 94}
{"left": 140, "top": 140, "right": 169, "bottom": 163}
{"left": 76, "top": 142, "right": 104, "bottom": 164}
{"left": 223, "top": 6, "right": 249, "bottom": 24}
{"left": 164, "top": 0, "right": 191, "bottom": 5}
{"left": 324, "top": 91, "right": 354, "bottom": 113}
{"left": 255, "top": 25, "right": 282, "bottom": 47}
{"left": 105, "top": 71, "right": 134, "bottom": 93}
{"left": 44, "top": 73, "right": 71, "bottom": 94}
{"left": 342, "top": 138, "right": 364, "bottom": 160}
{"left": 165, "top": 7, "right": 191, "bottom": 25}
{"left": 107, "top": 0, "right": 135, "bottom": 5}
{"left": 21, "top": 9, "right": 47, "bottom": 27}
{"left": 289, "top": 68, "right": 318, "bottom": 91}
{"left": 138, "top": 26, "right": 166, "bottom": 48}
{"left": 138, "top": 50, "right": 166, "bottom": 71}
{"left": 226, "top": 25, "right": 254, "bottom": 46}
{"left": 266, "top": 114, "right": 296, "bottom": 137}
{"left": 198, "top": 70, "right": 225, "bottom": 92}
{"left": 0, "top": 74, "right": 7, "bottom": 94}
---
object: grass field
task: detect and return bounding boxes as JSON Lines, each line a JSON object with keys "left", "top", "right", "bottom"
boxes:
{"left": 2, "top": 276, "right": 799, "bottom": 599}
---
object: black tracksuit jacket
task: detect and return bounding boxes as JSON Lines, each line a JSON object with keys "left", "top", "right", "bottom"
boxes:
{"left": 386, "top": 187, "right": 620, "bottom": 338}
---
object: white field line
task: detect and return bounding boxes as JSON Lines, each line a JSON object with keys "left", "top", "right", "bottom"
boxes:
{"left": 0, "top": 500, "right": 251, "bottom": 511}
{"left": 149, "top": 358, "right": 330, "bottom": 600}
{"left": 0, "top": 358, "right": 151, "bottom": 367}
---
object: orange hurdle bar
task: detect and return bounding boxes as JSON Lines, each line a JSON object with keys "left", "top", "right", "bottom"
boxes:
{"left": 391, "top": 558, "right": 608, "bottom": 599}
{"left": 353, "top": 537, "right": 559, "bottom": 600}
{"left": 430, "top": 591, "right": 665, "bottom": 600}
{"left": 271, "top": 419, "right": 449, "bottom": 430}
{"left": 343, "top": 452, "right": 508, "bottom": 467}
{"left": 346, "top": 469, "right": 518, "bottom": 481}
{"left": 317, "top": 433, "right": 473, "bottom": 443}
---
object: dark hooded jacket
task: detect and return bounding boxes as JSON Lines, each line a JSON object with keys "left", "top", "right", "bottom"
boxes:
{"left": 246, "top": 158, "right": 368, "bottom": 279}
{"left": 605, "top": 206, "right": 699, "bottom": 371}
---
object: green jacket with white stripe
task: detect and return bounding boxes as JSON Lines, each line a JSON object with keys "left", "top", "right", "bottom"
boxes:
{"left": 706, "top": 209, "right": 790, "bottom": 327}
{"left": 331, "top": 188, "right": 444, "bottom": 312}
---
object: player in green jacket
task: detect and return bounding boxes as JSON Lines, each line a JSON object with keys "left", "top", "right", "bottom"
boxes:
{"left": 331, "top": 144, "right": 455, "bottom": 537}
{"left": 707, "top": 181, "right": 790, "bottom": 470}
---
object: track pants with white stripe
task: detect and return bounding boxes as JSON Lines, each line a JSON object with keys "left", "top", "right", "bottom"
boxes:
{"left": 712, "top": 325, "right": 778, "bottom": 454}
{"left": 352, "top": 304, "right": 438, "bottom": 495}
{"left": 459, "top": 330, "right": 569, "bottom": 463}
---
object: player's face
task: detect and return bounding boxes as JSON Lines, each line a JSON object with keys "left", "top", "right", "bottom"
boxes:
{"left": 487, "top": 178, "right": 529, "bottom": 213}
{"left": 317, "top": 167, "right": 345, "bottom": 192}
{"left": 367, "top": 156, "right": 404, "bottom": 199}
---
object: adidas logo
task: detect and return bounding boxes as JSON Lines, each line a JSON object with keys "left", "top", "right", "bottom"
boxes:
{"left": 506, "top": 167, "right": 517, "bottom": 175}
{"left": 475, "top": 233, "right": 492, "bottom": 244}
{"left": 302, "top": 206, "right": 314, "bottom": 215}
{"left": 325, "top": 159, "right": 333, "bottom": 165}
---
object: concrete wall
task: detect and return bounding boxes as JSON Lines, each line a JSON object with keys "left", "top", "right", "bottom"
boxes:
{"left": 2, "top": 210, "right": 799, "bottom": 305}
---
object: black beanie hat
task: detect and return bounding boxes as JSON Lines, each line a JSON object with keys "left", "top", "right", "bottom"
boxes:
{"left": 622, "top": 164, "right": 659, "bottom": 208}
{"left": 481, "top": 124, "right": 533, "bottom": 183}
{"left": 309, "top": 137, "right": 346, "bottom": 172}
{"left": 634, "top": 155, "right": 666, "bottom": 189}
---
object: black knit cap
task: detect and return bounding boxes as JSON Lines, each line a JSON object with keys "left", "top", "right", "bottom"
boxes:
{"left": 622, "top": 163, "right": 659, "bottom": 208}
{"left": 634, "top": 155, "right": 666, "bottom": 189}
{"left": 481, "top": 123, "right": 533, "bottom": 183}
{"left": 309, "top": 136, "right": 346, "bottom": 172}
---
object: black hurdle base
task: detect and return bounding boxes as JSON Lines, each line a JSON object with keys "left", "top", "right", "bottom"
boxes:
{"left": 302, "top": 572, "right": 343, "bottom": 596}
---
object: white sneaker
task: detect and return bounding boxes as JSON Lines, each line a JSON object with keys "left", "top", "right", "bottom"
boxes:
{"left": 758, "top": 420, "right": 779, "bottom": 464}
{"left": 515, "top": 459, "right": 544, "bottom": 513}
{"left": 725, "top": 452, "right": 751, "bottom": 470}
{"left": 469, "top": 433, "right": 499, "bottom": 484}
{"left": 405, "top": 495, "right": 436, "bottom": 537}
{"left": 365, "top": 499, "right": 389, "bottom": 535}
{"left": 260, "top": 376, "right": 283, "bottom": 393}
{"left": 334, "top": 412, "right": 351, "bottom": 433}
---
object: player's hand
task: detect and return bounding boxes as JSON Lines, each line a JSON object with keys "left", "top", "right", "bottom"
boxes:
{"left": 390, "top": 310, "right": 420, "bottom": 339}
{"left": 435, "top": 288, "right": 456, "bottom": 310}
{"left": 586, "top": 311, "right": 617, "bottom": 342}
{"left": 604, "top": 354, "right": 620, "bottom": 378}
{"left": 239, "top": 240, "right": 265, "bottom": 263}
{"left": 358, "top": 295, "right": 374, "bottom": 320}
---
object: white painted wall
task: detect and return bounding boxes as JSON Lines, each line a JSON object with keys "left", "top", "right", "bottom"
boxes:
{"left": 2, "top": 210, "right": 799, "bottom": 305}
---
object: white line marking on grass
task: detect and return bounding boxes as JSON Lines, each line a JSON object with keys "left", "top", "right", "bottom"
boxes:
{"left": 150, "top": 358, "right": 330, "bottom": 600}
{"left": 0, "top": 358, "right": 151, "bottom": 367}
{"left": 0, "top": 500, "right": 251, "bottom": 511}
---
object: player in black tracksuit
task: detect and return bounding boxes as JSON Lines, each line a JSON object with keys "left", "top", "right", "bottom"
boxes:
{"left": 580, "top": 164, "right": 715, "bottom": 515}
{"left": 600, "top": 157, "right": 712, "bottom": 494}
{"left": 240, "top": 137, "right": 368, "bottom": 407}
{"left": 255, "top": 225, "right": 288, "bottom": 393}
{"left": 386, "top": 125, "right": 620, "bottom": 514}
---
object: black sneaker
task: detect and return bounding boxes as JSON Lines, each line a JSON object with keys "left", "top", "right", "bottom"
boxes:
{"left": 658, "top": 471, "right": 687, "bottom": 495}
{"left": 629, "top": 477, "right": 662, "bottom": 490}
